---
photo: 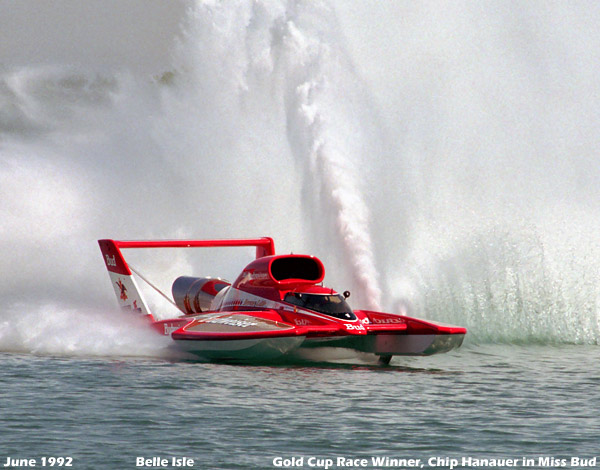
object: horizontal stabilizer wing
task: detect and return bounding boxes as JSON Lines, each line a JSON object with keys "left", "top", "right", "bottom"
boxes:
{"left": 99, "top": 237, "right": 276, "bottom": 259}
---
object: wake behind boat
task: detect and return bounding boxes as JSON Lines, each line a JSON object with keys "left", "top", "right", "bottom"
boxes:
{"left": 99, "top": 237, "right": 466, "bottom": 363}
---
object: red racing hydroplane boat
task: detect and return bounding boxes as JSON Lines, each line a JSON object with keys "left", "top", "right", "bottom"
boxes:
{"left": 99, "top": 237, "right": 466, "bottom": 363}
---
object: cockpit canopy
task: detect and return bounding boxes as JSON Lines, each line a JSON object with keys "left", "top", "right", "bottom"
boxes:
{"left": 284, "top": 292, "right": 357, "bottom": 320}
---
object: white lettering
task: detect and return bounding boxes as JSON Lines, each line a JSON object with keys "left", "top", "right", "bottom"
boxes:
{"left": 205, "top": 318, "right": 258, "bottom": 328}
{"left": 135, "top": 457, "right": 168, "bottom": 467}
{"left": 171, "top": 457, "right": 194, "bottom": 467}
{"left": 337, "top": 457, "right": 368, "bottom": 467}
{"left": 373, "top": 317, "right": 403, "bottom": 324}
{"left": 3, "top": 458, "right": 36, "bottom": 467}
{"left": 538, "top": 457, "right": 568, "bottom": 467}
{"left": 105, "top": 254, "right": 117, "bottom": 267}
{"left": 428, "top": 457, "right": 459, "bottom": 469}
{"left": 373, "top": 457, "right": 422, "bottom": 467}
{"left": 307, "top": 457, "right": 334, "bottom": 469}
{"left": 273, "top": 457, "right": 304, "bottom": 467}
{"left": 571, "top": 457, "right": 596, "bottom": 467}
{"left": 163, "top": 324, "right": 180, "bottom": 336}
{"left": 250, "top": 272, "right": 269, "bottom": 280}
{"left": 344, "top": 323, "right": 365, "bottom": 331}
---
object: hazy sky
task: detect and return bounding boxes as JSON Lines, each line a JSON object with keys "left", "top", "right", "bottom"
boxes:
{"left": 0, "top": 0, "right": 188, "bottom": 71}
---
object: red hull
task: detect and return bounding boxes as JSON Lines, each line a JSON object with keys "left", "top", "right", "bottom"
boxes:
{"left": 99, "top": 238, "right": 467, "bottom": 362}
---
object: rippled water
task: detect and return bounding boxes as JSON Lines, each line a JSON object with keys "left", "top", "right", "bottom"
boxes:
{"left": 1, "top": 345, "right": 597, "bottom": 469}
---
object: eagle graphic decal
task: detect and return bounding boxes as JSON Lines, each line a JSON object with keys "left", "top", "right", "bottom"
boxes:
{"left": 116, "top": 279, "right": 128, "bottom": 301}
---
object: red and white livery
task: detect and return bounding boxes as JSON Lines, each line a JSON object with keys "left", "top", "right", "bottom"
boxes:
{"left": 99, "top": 237, "right": 466, "bottom": 363}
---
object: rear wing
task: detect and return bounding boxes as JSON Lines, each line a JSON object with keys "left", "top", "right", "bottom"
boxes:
{"left": 98, "top": 237, "right": 276, "bottom": 319}
{"left": 102, "top": 237, "right": 276, "bottom": 259}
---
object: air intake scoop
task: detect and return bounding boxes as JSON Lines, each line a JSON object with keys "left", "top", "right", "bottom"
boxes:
{"left": 233, "top": 255, "right": 325, "bottom": 290}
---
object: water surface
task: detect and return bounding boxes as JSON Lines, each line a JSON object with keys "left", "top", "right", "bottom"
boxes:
{"left": 1, "top": 345, "right": 597, "bottom": 469}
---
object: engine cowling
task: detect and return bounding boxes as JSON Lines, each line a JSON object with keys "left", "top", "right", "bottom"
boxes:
{"left": 172, "top": 276, "right": 231, "bottom": 314}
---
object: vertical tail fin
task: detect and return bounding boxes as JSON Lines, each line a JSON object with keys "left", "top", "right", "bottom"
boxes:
{"left": 98, "top": 239, "right": 154, "bottom": 320}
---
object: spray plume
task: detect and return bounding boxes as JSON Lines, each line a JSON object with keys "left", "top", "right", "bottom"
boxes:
{"left": 2, "top": 1, "right": 600, "bottom": 350}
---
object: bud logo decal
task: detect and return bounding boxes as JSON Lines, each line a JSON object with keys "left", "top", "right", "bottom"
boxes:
{"left": 345, "top": 323, "right": 365, "bottom": 331}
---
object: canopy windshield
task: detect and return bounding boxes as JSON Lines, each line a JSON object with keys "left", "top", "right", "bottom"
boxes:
{"left": 284, "top": 293, "right": 357, "bottom": 320}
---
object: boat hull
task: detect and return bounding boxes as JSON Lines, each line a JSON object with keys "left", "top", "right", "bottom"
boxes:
{"left": 174, "top": 336, "right": 305, "bottom": 361}
{"left": 301, "top": 333, "right": 465, "bottom": 356}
